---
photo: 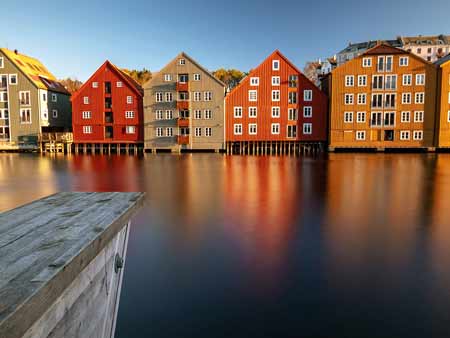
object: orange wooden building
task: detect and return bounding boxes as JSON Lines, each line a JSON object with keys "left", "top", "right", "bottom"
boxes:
{"left": 324, "top": 44, "right": 437, "bottom": 150}
{"left": 436, "top": 54, "right": 450, "bottom": 148}
{"left": 225, "top": 50, "right": 328, "bottom": 155}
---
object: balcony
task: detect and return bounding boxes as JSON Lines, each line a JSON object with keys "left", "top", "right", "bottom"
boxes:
{"left": 176, "top": 82, "right": 189, "bottom": 92}
{"left": 105, "top": 112, "right": 113, "bottom": 124}
{"left": 177, "top": 117, "right": 190, "bottom": 127}
{"left": 177, "top": 135, "right": 190, "bottom": 145}
{"left": 177, "top": 100, "right": 189, "bottom": 110}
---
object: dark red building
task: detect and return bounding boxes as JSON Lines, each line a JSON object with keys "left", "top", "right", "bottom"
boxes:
{"left": 72, "top": 61, "right": 143, "bottom": 147}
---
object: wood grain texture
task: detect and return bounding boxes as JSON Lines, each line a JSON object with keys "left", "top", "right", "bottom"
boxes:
{"left": 0, "top": 192, "right": 145, "bottom": 338}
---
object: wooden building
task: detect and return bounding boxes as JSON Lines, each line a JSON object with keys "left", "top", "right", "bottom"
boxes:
{"left": 72, "top": 61, "right": 143, "bottom": 154}
{"left": 435, "top": 54, "right": 450, "bottom": 148}
{"left": 325, "top": 44, "right": 437, "bottom": 150}
{"left": 143, "top": 52, "right": 226, "bottom": 152}
{"left": 225, "top": 50, "right": 328, "bottom": 155}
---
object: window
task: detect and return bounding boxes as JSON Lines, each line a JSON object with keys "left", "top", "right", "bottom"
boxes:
{"left": 345, "top": 94, "right": 354, "bottom": 105}
{"left": 417, "top": 48, "right": 422, "bottom": 54}
{"left": 272, "top": 106, "right": 280, "bottom": 118}
{"left": 304, "top": 90, "right": 312, "bottom": 101}
{"left": 303, "top": 106, "right": 312, "bottom": 118}
{"left": 41, "top": 109, "right": 48, "bottom": 120}
{"left": 289, "top": 75, "right": 298, "bottom": 87}
{"left": 358, "top": 75, "right": 367, "bottom": 87}
{"left": 377, "top": 56, "right": 385, "bottom": 72}
{"left": 288, "top": 108, "right": 298, "bottom": 120}
{"left": 413, "top": 130, "right": 423, "bottom": 140}
{"left": 164, "top": 74, "right": 172, "bottom": 82}
{"left": 371, "top": 112, "right": 383, "bottom": 127}
{"left": 303, "top": 123, "right": 312, "bottom": 135}
{"left": 344, "top": 112, "right": 353, "bottom": 123}
{"left": 271, "top": 123, "right": 280, "bottom": 134}
{"left": 204, "top": 110, "right": 212, "bottom": 119}
{"left": 287, "top": 125, "right": 297, "bottom": 138}
{"left": 385, "top": 75, "right": 397, "bottom": 90}
{"left": 194, "top": 110, "right": 202, "bottom": 119}
{"left": 92, "top": 82, "right": 98, "bottom": 88}
{"left": 117, "top": 81, "right": 123, "bottom": 88}
{"left": 357, "top": 111, "right": 366, "bottom": 123}
{"left": 415, "top": 92, "right": 425, "bottom": 104}
{"left": 400, "top": 131, "right": 410, "bottom": 140}
{"left": 166, "top": 127, "right": 173, "bottom": 137}
{"left": 205, "top": 127, "right": 212, "bottom": 137}
{"left": 403, "top": 74, "right": 412, "bottom": 86}
{"left": 82, "top": 96, "right": 89, "bottom": 105}
{"left": 250, "top": 77, "right": 259, "bottom": 86}
{"left": 356, "top": 131, "right": 366, "bottom": 140}
{"left": 127, "top": 96, "right": 133, "bottom": 104}
{"left": 20, "top": 108, "right": 31, "bottom": 124}
{"left": 82, "top": 111, "right": 91, "bottom": 119}
{"left": 288, "top": 92, "right": 297, "bottom": 104}
{"left": 249, "top": 123, "right": 257, "bottom": 135}
{"left": 83, "top": 126, "right": 92, "bottom": 134}
{"left": 272, "top": 60, "right": 280, "bottom": 70}
{"left": 195, "top": 127, "right": 202, "bottom": 137}
{"left": 194, "top": 92, "right": 201, "bottom": 101}
{"left": 272, "top": 76, "right": 280, "bottom": 86}
{"left": 402, "top": 93, "right": 411, "bottom": 104}
{"left": 248, "top": 90, "right": 257, "bottom": 101}
{"left": 234, "top": 124, "right": 242, "bottom": 135}
{"left": 249, "top": 107, "right": 257, "bottom": 118}
{"left": 125, "top": 126, "right": 136, "bottom": 134}
{"left": 19, "top": 91, "right": 31, "bottom": 105}
{"left": 194, "top": 74, "right": 201, "bottom": 81}
{"left": 385, "top": 56, "right": 393, "bottom": 72}
{"left": 0, "top": 57, "right": 3, "bottom": 68}
{"left": 345, "top": 75, "right": 354, "bottom": 87}
{"left": 166, "top": 110, "right": 173, "bottom": 119}
{"left": 155, "top": 110, "right": 164, "bottom": 120}
{"left": 51, "top": 93, "right": 57, "bottom": 102}
{"left": 52, "top": 109, "right": 58, "bottom": 118}
{"left": 416, "top": 74, "right": 425, "bottom": 86}
{"left": 428, "top": 48, "right": 432, "bottom": 54}
{"left": 385, "top": 94, "right": 396, "bottom": 108}
{"left": 0, "top": 91, "right": 7, "bottom": 102}
{"left": 156, "top": 92, "right": 163, "bottom": 102}
{"left": 179, "top": 74, "right": 189, "bottom": 83}
{"left": 362, "top": 57, "right": 372, "bottom": 67}
{"left": 234, "top": 107, "right": 243, "bottom": 118}
{"left": 372, "top": 75, "right": 384, "bottom": 89}
{"left": 448, "top": 111, "right": 450, "bottom": 123}
{"left": 414, "top": 111, "right": 424, "bottom": 122}
{"left": 357, "top": 93, "right": 366, "bottom": 105}
{"left": 125, "top": 111, "right": 135, "bottom": 119}
{"left": 384, "top": 112, "right": 395, "bottom": 126}
{"left": 9, "top": 74, "right": 17, "bottom": 85}
{"left": 0, "top": 108, "right": 9, "bottom": 119}
{"left": 156, "top": 127, "right": 164, "bottom": 137}
{"left": 272, "top": 90, "right": 280, "bottom": 101}
{"left": 401, "top": 111, "right": 410, "bottom": 123}
{"left": 179, "top": 59, "right": 186, "bottom": 65}
{"left": 371, "top": 94, "right": 382, "bottom": 108}
{"left": 204, "top": 92, "right": 212, "bottom": 101}
{"left": 399, "top": 57, "right": 409, "bottom": 66}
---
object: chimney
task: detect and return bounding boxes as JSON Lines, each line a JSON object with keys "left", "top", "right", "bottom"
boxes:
{"left": 14, "top": 49, "right": 18, "bottom": 55}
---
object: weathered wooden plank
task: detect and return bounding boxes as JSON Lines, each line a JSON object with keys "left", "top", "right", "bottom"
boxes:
{"left": 0, "top": 192, "right": 145, "bottom": 338}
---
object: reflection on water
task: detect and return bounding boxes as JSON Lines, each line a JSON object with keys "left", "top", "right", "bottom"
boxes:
{"left": 1, "top": 153, "right": 450, "bottom": 337}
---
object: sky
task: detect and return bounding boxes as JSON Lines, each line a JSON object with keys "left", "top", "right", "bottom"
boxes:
{"left": 1, "top": 0, "right": 450, "bottom": 81}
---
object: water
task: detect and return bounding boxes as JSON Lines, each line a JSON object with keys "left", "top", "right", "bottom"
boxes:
{"left": 1, "top": 153, "right": 450, "bottom": 338}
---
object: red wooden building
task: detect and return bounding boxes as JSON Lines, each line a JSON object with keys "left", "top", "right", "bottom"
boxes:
{"left": 72, "top": 61, "right": 143, "bottom": 152}
{"left": 225, "top": 50, "right": 328, "bottom": 154}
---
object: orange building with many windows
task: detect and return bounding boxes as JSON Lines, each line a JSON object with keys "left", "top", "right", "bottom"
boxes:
{"left": 325, "top": 44, "right": 437, "bottom": 150}
{"left": 436, "top": 54, "right": 450, "bottom": 148}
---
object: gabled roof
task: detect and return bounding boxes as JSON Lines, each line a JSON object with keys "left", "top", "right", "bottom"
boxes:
{"left": 338, "top": 39, "right": 402, "bottom": 54}
{"left": 435, "top": 53, "right": 450, "bottom": 67}
{"left": 71, "top": 60, "right": 143, "bottom": 101}
{"left": 143, "top": 52, "right": 225, "bottom": 88}
{"left": 0, "top": 48, "right": 70, "bottom": 95}
{"left": 402, "top": 34, "right": 450, "bottom": 45}
{"left": 362, "top": 43, "right": 433, "bottom": 65}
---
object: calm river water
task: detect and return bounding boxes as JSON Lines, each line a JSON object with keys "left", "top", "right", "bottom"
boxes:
{"left": 1, "top": 153, "right": 450, "bottom": 338}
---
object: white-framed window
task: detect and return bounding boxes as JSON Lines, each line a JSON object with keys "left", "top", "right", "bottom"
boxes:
{"left": 164, "top": 92, "right": 172, "bottom": 102}
{"left": 372, "top": 75, "right": 384, "bottom": 89}
{"left": 234, "top": 106, "right": 243, "bottom": 118}
{"left": 193, "top": 92, "right": 201, "bottom": 101}
{"left": 357, "top": 93, "right": 366, "bottom": 105}
{"left": 248, "top": 123, "right": 257, "bottom": 135}
{"left": 127, "top": 96, "right": 133, "bottom": 104}
{"left": 356, "top": 131, "right": 366, "bottom": 140}
{"left": 386, "top": 56, "right": 393, "bottom": 72}
{"left": 51, "top": 93, "right": 57, "bottom": 102}
{"left": 414, "top": 111, "right": 424, "bottom": 122}
{"left": 371, "top": 111, "right": 383, "bottom": 127}
{"left": 377, "top": 56, "right": 385, "bottom": 72}
{"left": 448, "top": 92, "right": 450, "bottom": 104}
{"left": 156, "top": 92, "right": 163, "bottom": 102}
{"left": 248, "top": 90, "right": 257, "bottom": 101}
{"left": 415, "top": 92, "right": 425, "bottom": 104}
{"left": 288, "top": 92, "right": 297, "bottom": 104}
{"left": 82, "top": 111, "right": 91, "bottom": 119}
{"left": 357, "top": 111, "right": 366, "bottom": 123}
{"left": 179, "top": 59, "right": 186, "bottom": 65}
{"left": 362, "top": 57, "right": 372, "bottom": 67}
{"left": 9, "top": 74, "right": 17, "bottom": 85}
{"left": 194, "top": 74, "right": 201, "bottom": 81}
{"left": 272, "top": 106, "right": 280, "bottom": 118}
{"left": 413, "top": 130, "right": 423, "bottom": 140}
{"left": 401, "top": 111, "right": 410, "bottom": 123}
{"left": 402, "top": 93, "right": 411, "bottom": 104}
{"left": 272, "top": 76, "right": 280, "bottom": 86}
{"left": 304, "top": 90, "right": 312, "bottom": 101}
{"left": 0, "top": 91, "right": 7, "bottom": 102}
{"left": 166, "top": 127, "right": 173, "bottom": 137}
{"left": 52, "top": 109, "right": 58, "bottom": 118}
{"left": 204, "top": 109, "right": 212, "bottom": 119}
{"left": 287, "top": 125, "right": 297, "bottom": 138}
{"left": 42, "top": 92, "right": 47, "bottom": 102}
{"left": 448, "top": 111, "right": 450, "bottom": 123}
{"left": 155, "top": 110, "right": 164, "bottom": 120}
{"left": 384, "top": 111, "right": 395, "bottom": 126}
{"left": 195, "top": 127, "right": 202, "bottom": 137}
{"left": 117, "top": 81, "right": 123, "bottom": 88}
{"left": 358, "top": 75, "right": 367, "bottom": 87}
{"left": 416, "top": 74, "right": 425, "bottom": 86}
{"left": 271, "top": 123, "right": 280, "bottom": 134}
{"left": 156, "top": 127, "right": 164, "bottom": 137}
{"left": 20, "top": 108, "right": 31, "bottom": 124}
{"left": 303, "top": 123, "right": 312, "bottom": 135}
{"left": 344, "top": 94, "right": 354, "bottom": 105}
{"left": 205, "top": 127, "right": 212, "bottom": 137}
{"left": 400, "top": 131, "right": 410, "bottom": 140}
{"left": 250, "top": 77, "right": 259, "bottom": 86}
{"left": 385, "top": 75, "right": 397, "bottom": 90}
{"left": 234, "top": 123, "right": 242, "bottom": 135}
{"left": 399, "top": 57, "right": 409, "bottom": 67}
{"left": 125, "top": 111, "right": 135, "bottom": 119}
{"left": 402, "top": 74, "right": 412, "bottom": 86}
{"left": 0, "top": 57, "right": 3, "bottom": 68}
{"left": 204, "top": 91, "right": 212, "bottom": 101}
{"left": 92, "top": 82, "right": 98, "bottom": 88}
{"left": 83, "top": 126, "right": 92, "bottom": 134}
{"left": 385, "top": 93, "right": 396, "bottom": 108}
{"left": 288, "top": 108, "right": 297, "bottom": 120}
{"left": 371, "top": 93, "right": 383, "bottom": 108}
{"left": 345, "top": 75, "right": 354, "bottom": 87}
{"left": 194, "top": 110, "right": 202, "bottom": 119}
{"left": 249, "top": 107, "right": 257, "bottom": 118}
{"left": 303, "top": 106, "right": 312, "bottom": 118}
{"left": 164, "top": 74, "right": 172, "bottom": 82}
{"left": 125, "top": 126, "right": 136, "bottom": 134}
{"left": 0, "top": 108, "right": 9, "bottom": 119}
{"left": 272, "top": 60, "right": 280, "bottom": 70}
{"left": 272, "top": 90, "right": 280, "bottom": 101}
{"left": 344, "top": 111, "right": 353, "bottom": 123}
{"left": 19, "top": 91, "right": 31, "bottom": 105}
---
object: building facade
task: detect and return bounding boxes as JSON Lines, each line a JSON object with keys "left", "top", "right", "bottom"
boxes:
{"left": 327, "top": 44, "right": 437, "bottom": 150}
{"left": 436, "top": 55, "right": 450, "bottom": 148}
{"left": 72, "top": 61, "right": 143, "bottom": 145}
{"left": 0, "top": 48, "right": 71, "bottom": 148}
{"left": 143, "top": 53, "right": 225, "bottom": 152}
{"left": 225, "top": 50, "right": 328, "bottom": 151}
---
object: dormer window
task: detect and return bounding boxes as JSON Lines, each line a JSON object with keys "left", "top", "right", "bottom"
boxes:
{"left": 250, "top": 77, "right": 259, "bottom": 86}
{"left": 272, "top": 60, "right": 280, "bottom": 71}
{"left": 179, "top": 59, "right": 186, "bottom": 65}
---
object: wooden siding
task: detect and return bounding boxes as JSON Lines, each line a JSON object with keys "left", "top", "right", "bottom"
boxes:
{"left": 437, "top": 61, "right": 450, "bottom": 147}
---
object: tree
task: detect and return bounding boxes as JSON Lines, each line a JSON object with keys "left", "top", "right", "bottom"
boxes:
{"left": 212, "top": 68, "right": 246, "bottom": 89}
{"left": 121, "top": 68, "right": 152, "bottom": 85}
{"left": 59, "top": 78, "right": 83, "bottom": 94}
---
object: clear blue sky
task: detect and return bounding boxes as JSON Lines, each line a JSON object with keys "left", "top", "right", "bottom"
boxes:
{"left": 1, "top": 0, "right": 449, "bottom": 81}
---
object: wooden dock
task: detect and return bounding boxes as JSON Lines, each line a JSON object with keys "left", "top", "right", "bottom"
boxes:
{"left": 0, "top": 192, "right": 145, "bottom": 338}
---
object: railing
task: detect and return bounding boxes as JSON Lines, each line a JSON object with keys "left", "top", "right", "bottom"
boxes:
{"left": 177, "top": 117, "right": 190, "bottom": 127}
{"left": 176, "top": 82, "right": 189, "bottom": 92}
{"left": 177, "top": 135, "right": 190, "bottom": 145}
